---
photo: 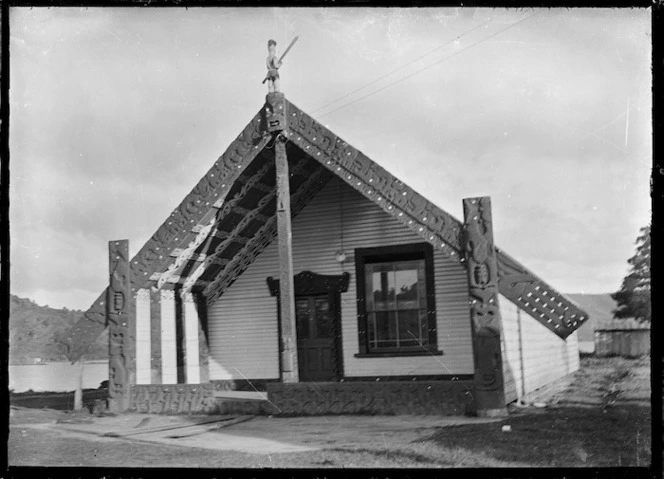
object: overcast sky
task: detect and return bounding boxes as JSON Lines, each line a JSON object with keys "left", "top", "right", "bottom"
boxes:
{"left": 10, "top": 7, "right": 651, "bottom": 311}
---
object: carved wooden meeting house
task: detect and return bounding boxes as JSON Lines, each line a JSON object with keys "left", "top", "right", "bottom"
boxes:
{"left": 67, "top": 92, "right": 588, "bottom": 417}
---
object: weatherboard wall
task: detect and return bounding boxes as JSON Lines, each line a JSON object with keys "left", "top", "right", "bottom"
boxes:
{"left": 500, "top": 295, "right": 580, "bottom": 404}
{"left": 207, "top": 176, "right": 475, "bottom": 380}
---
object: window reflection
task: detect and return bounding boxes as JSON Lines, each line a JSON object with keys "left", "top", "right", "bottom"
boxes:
{"left": 365, "top": 260, "right": 428, "bottom": 350}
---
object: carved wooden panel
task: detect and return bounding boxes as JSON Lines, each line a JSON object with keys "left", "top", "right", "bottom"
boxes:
{"left": 266, "top": 271, "right": 350, "bottom": 297}
{"left": 463, "top": 197, "right": 506, "bottom": 414}
{"left": 107, "top": 240, "right": 133, "bottom": 412}
{"left": 129, "top": 384, "right": 215, "bottom": 414}
{"left": 496, "top": 249, "right": 588, "bottom": 339}
{"left": 265, "top": 92, "right": 288, "bottom": 132}
{"left": 266, "top": 381, "right": 475, "bottom": 416}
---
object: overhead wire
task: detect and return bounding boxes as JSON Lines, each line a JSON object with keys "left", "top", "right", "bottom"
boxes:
{"left": 309, "top": 15, "right": 495, "bottom": 116}
{"left": 314, "top": 12, "right": 537, "bottom": 121}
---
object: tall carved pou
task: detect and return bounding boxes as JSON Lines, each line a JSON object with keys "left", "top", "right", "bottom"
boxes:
{"left": 107, "top": 240, "right": 134, "bottom": 412}
{"left": 462, "top": 197, "right": 507, "bottom": 417}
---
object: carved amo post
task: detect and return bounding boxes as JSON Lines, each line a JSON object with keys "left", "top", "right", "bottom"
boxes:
{"left": 107, "top": 240, "right": 134, "bottom": 413}
{"left": 462, "top": 197, "right": 507, "bottom": 417}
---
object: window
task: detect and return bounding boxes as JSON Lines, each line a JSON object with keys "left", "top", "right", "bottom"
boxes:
{"left": 355, "top": 243, "right": 440, "bottom": 356}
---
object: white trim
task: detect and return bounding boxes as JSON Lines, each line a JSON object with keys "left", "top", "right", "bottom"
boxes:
{"left": 160, "top": 289, "right": 177, "bottom": 384}
{"left": 135, "top": 289, "right": 151, "bottom": 384}
{"left": 183, "top": 292, "right": 201, "bottom": 384}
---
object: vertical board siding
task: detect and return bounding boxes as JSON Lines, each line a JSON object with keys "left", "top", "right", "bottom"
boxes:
{"left": 501, "top": 295, "right": 579, "bottom": 404}
{"left": 160, "top": 290, "right": 178, "bottom": 384}
{"left": 183, "top": 293, "right": 201, "bottom": 384}
{"left": 208, "top": 177, "right": 474, "bottom": 380}
{"left": 135, "top": 289, "right": 152, "bottom": 385}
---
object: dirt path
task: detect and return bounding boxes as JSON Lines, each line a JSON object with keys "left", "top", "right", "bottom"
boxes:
{"left": 519, "top": 356, "right": 650, "bottom": 409}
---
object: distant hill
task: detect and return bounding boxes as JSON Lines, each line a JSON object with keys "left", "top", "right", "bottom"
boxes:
{"left": 566, "top": 293, "right": 621, "bottom": 342}
{"left": 9, "top": 294, "right": 108, "bottom": 364}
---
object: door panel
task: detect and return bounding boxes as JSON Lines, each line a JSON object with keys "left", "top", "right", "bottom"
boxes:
{"left": 296, "top": 295, "right": 336, "bottom": 382}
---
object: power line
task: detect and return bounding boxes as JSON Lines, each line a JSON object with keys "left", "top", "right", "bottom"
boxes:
{"left": 315, "top": 13, "right": 537, "bottom": 121}
{"left": 310, "top": 16, "right": 495, "bottom": 116}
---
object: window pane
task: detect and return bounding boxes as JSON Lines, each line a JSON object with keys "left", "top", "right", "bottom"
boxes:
{"left": 295, "top": 299, "right": 310, "bottom": 339}
{"left": 364, "top": 257, "right": 431, "bottom": 352}
{"left": 420, "top": 309, "right": 430, "bottom": 344}
{"left": 395, "top": 267, "right": 419, "bottom": 309}
{"left": 368, "top": 312, "right": 376, "bottom": 348}
{"left": 315, "top": 298, "right": 332, "bottom": 338}
{"left": 417, "top": 263, "right": 427, "bottom": 309}
{"left": 398, "top": 310, "right": 421, "bottom": 347}
{"left": 370, "top": 268, "right": 395, "bottom": 311}
{"left": 374, "top": 311, "right": 397, "bottom": 348}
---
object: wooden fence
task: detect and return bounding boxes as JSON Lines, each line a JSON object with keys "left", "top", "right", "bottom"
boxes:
{"left": 594, "top": 319, "right": 650, "bottom": 358}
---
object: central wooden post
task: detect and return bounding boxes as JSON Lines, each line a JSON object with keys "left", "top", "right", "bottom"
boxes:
{"left": 276, "top": 137, "right": 298, "bottom": 382}
{"left": 271, "top": 93, "right": 299, "bottom": 383}
{"left": 462, "top": 197, "right": 507, "bottom": 417}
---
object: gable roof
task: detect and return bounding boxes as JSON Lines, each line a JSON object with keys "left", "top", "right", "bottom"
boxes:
{"left": 67, "top": 94, "right": 588, "bottom": 361}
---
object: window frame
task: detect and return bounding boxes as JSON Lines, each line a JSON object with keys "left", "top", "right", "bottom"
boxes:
{"left": 354, "top": 242, "right": 441, "bottom": 357}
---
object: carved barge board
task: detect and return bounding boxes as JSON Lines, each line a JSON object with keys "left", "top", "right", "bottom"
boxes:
{"left": 495, "top": 248, "right": 588, "bottom": 339}
{"left": 67, "top": 111, "right": 271, "bottom": 362}
{"left": 284, "top": 99, "right": 587, "bottom": 340}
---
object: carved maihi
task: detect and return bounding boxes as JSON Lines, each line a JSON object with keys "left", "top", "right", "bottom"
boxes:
{"left": 67, "top": 111, "right": 271, "bottom": 362}
{"left": 284, "top": 98, "right": 587, "bottom": 339}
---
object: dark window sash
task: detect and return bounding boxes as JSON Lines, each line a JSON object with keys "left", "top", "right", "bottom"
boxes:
{"left": 355, "top": 242, "right": 438, "bottom": 356}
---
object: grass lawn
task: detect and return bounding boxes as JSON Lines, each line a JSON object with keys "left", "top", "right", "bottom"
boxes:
{"left": 427, "top": 405, "right": 651, "bottom": 467}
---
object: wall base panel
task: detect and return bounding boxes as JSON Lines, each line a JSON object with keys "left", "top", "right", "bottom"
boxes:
{"left": 128, "top": 384, "right": 216, "bottom": 414}
{"left": 266, "top": 381, "right": 476, "bottom": 416}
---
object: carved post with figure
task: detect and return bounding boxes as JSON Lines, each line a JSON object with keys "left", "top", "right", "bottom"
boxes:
{"left": 462, "top": 197, "right": 507, "bottom": 417}
{"left": 107, "top": 240, "right": 134, "bottom": 412}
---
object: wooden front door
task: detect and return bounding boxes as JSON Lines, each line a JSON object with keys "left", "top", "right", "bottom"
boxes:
{"left": 295, "top": 295, "right": 335, "bottom": 382}
{"left": 267, "top": 271, "right": 350, "bottom": 382}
